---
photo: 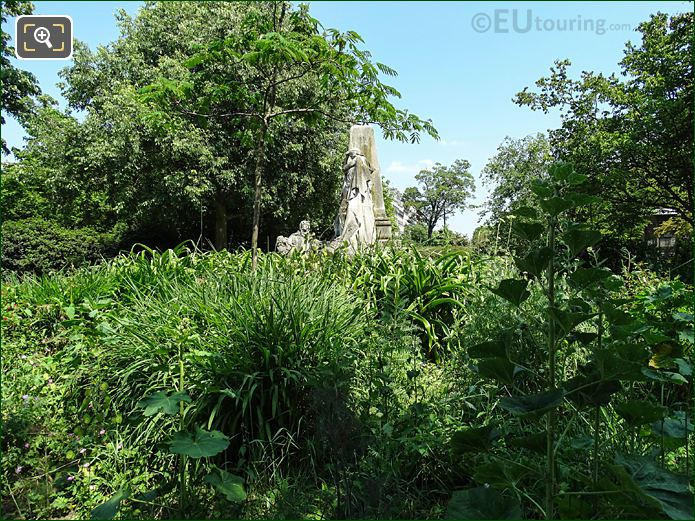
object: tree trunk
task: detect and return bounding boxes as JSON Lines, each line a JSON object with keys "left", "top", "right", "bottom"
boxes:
{"left": 251, "top": 125, "right": 267, "bottom": 270}
{"left": 214, "top": 190, "right": 227, "bottom": 250}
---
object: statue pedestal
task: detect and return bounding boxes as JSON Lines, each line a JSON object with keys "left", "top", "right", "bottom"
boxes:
{"left": 375, "top": 217, "right": 392, "bottom": 242}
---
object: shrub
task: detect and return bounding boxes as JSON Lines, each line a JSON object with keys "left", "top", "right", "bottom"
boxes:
{"left": 1, "top": 218, "right": 122, "bottom": 274}
{"left": 101, "top": 253, "right": 369, "bottom": 469}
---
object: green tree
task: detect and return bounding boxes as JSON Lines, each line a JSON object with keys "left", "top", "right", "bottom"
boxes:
{"left": 515, "top": 12, "right": 693, "bottom": 239}
{"left": 381, "top": 178, "right": 398, "bottom": 232}
{"left": 481, "top": 133, "right": 553, "bottom": 223}
{"left": 402, "top": 159, "right": 474, "bottom": 239}
{"left": 140, "top": 1, "right": 438, "bottom": 268}
{"left": 51, "top": 2, "right": 348, "bottom": 249}
{"left": 1, "top": 0, "right": 41, "bottom": 154}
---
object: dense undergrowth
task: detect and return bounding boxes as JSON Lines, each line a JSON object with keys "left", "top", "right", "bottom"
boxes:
{"left": 2, "top": 239, "right": 693, "bottom": 519}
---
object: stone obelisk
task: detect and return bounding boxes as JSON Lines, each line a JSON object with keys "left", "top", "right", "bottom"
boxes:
{"left": 348, "top": 125, "right": 392, "bottom": 242}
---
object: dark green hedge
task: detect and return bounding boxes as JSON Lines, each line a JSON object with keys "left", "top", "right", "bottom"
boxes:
{"left": 2, "top": 218, "right": 121, "bottom": 274}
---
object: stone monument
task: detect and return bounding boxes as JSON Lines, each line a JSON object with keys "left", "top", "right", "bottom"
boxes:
{"left": 348, "top": 125, "right": 392, "bottom": 242}
{"left": 275, "top": 125, "right": 392, "bottom": 255}
{"left": 276, "top": 220, "right": 318, "bottom": 254}
{"left": 332, "top": 148, "right": 376, "bottom": 252}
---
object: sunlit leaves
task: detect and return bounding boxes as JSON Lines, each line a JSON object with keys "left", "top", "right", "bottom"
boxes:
{"left": 514, "top": 247, "right": 553, "bottom": 279}
{"left": 641, "top": 368, "right": 688, "bottom": 385}
{"left": 169, "top": 427, "right": 230, "bottom": 458}
{"left": 539, "top": 196, "right": 575, "bottom": 217}
{"left": 530, "top": 179, "right": 553, "bottom": 198}
{"left": 561, "top": 227, "right": 602, "bottom": 257}
{"left": 204, "top": 468, "right": 246, "bottom": 502}
{"left": 136, "top": 391, "right": 191, "bottom": 416}
{"left": 611, "top": 454, "right": 693, "bottom": 520}
{"left": 511, "top": 221, "right": 544, "bottom": 242}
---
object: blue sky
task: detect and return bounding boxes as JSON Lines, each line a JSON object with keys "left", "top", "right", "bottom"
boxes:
{"left": 2, "top": 1, "right": 692, "bottom": 236}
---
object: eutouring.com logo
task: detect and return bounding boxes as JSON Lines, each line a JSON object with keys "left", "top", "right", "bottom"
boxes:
{"left": 471, "top": 10, "right": 634, "bottom": 35}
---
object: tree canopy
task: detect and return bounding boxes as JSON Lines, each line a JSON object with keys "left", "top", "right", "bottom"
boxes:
{"left": 1, "top": 0, "right": 41, "bottom": 154}
{"left": 515, "top": 12, "right": 693, "bottom": 240}
{"left": 403, "top": 159, "right": 475, "bottom": 239}
{"left": 138, "top": 1, "right": 438, "bottom": 265}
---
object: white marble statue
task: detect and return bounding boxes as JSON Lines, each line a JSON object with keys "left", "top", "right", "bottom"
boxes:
{"left": 332, "top": 148, "right": 376, "bottom": 252}
{"left": 276, "top": 220, "right": 318, "bottom": 255}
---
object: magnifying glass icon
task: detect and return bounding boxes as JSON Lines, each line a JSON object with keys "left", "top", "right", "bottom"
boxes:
{"left": 33, "top": 26, "right": 52, "bottom": 49}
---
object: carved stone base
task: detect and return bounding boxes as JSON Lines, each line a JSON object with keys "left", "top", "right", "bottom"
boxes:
{"left": 375, "top": 217, "right": 392, "bottom": 243}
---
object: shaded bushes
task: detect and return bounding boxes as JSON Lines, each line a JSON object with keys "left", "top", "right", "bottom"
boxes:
{"left": 1, "top": 218, "right": 122, "bottom": 274}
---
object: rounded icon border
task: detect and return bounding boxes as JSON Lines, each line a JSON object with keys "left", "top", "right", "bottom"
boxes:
{"left": 14, "top": 14, "right": 74, "bottom": 60}
{"left": 471, "top": 12, "right": 492, "bottom": 33}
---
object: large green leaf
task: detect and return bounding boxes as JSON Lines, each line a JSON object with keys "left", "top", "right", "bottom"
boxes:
{"left": 446, "top": 487, "right": 522, "bottom": 519}
{"left": 595, "top": 347, "right": 647, "bottom": 381}
{"left": 611, "top": 454, "right": 693, "bottom": 520}
{"left": 530, "top": 179, "right": 553, "bottom": 198}
{"left": 490, "top": 278, "right": 530, "bottom": 307}
{"left": 468, "top": 340, "right": 507, "bottom": 359}
{"left": 614, "top": 400, "right": 667, "bottom": 426}
{"left": 567, "top": 267, "right": 612, "bottom": 291}
{"left": 641, "top": 368, "right": 688, "bottom": 385}
{"left": 651, "top": 411, "right": 694, "bottom": 447}
{"left": 549, "top": 308, "right": 595, "bottom": 336}
{"left": 169, "top": 427, "right": 230, "bottom": 458}
{"left": 450, "top": 425, "right": 500, "bottom": 454}
{"left": 561, "top": 228, "right": 602, "bottom": 257}
{"left": 539, "top": 196, "right": 576, "bottom": 217}
{"left": 548, "top": 162, "right": 574, "bottom": 182}
{"left": 673, "top": 358, "right": 692, "bottom": 377}
{"left": 136, "top": 391, "right": 191, "bottom": 416}
{"left": 512, "top": 221, "right": 544, "bottom": 242}
{"left": 499, "top": 389, "right": 564, "bottom": 419}
{"left": 510, "top": 206, "right": 538, "bottom": 218}
{"left": 566, "top": 192, "right": 601, "bottom": 206}
{"left": 514, "top": 247, "right": 553, "bottom": 279}
{"left": 565, "top": 370, "right": 621, "bottom": 407}
{"left": 91, "top": 490, "right": 129, "bottom": 520}
{"left": 565, "top": 172, "right": 588, "bottom": 185}
{"left": 507, "top": 432, "right": 546, "bottom": 453}
{"left": 476, "top": 357, "right": 517, "bottom": 386}
{"left": 204, "top": 468, "right": 246, "bottom": 502}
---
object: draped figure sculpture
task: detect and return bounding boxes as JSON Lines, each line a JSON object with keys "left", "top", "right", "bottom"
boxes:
{"left": 333, "top": 148, "right": 376, "bottom": 252}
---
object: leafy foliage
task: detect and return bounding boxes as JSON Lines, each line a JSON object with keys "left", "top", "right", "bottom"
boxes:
{"left": 1, "top": 218, "right": 122, "bottom": 274}
{"left": 402, "top": 160, "right": 475, "bottom": 238}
